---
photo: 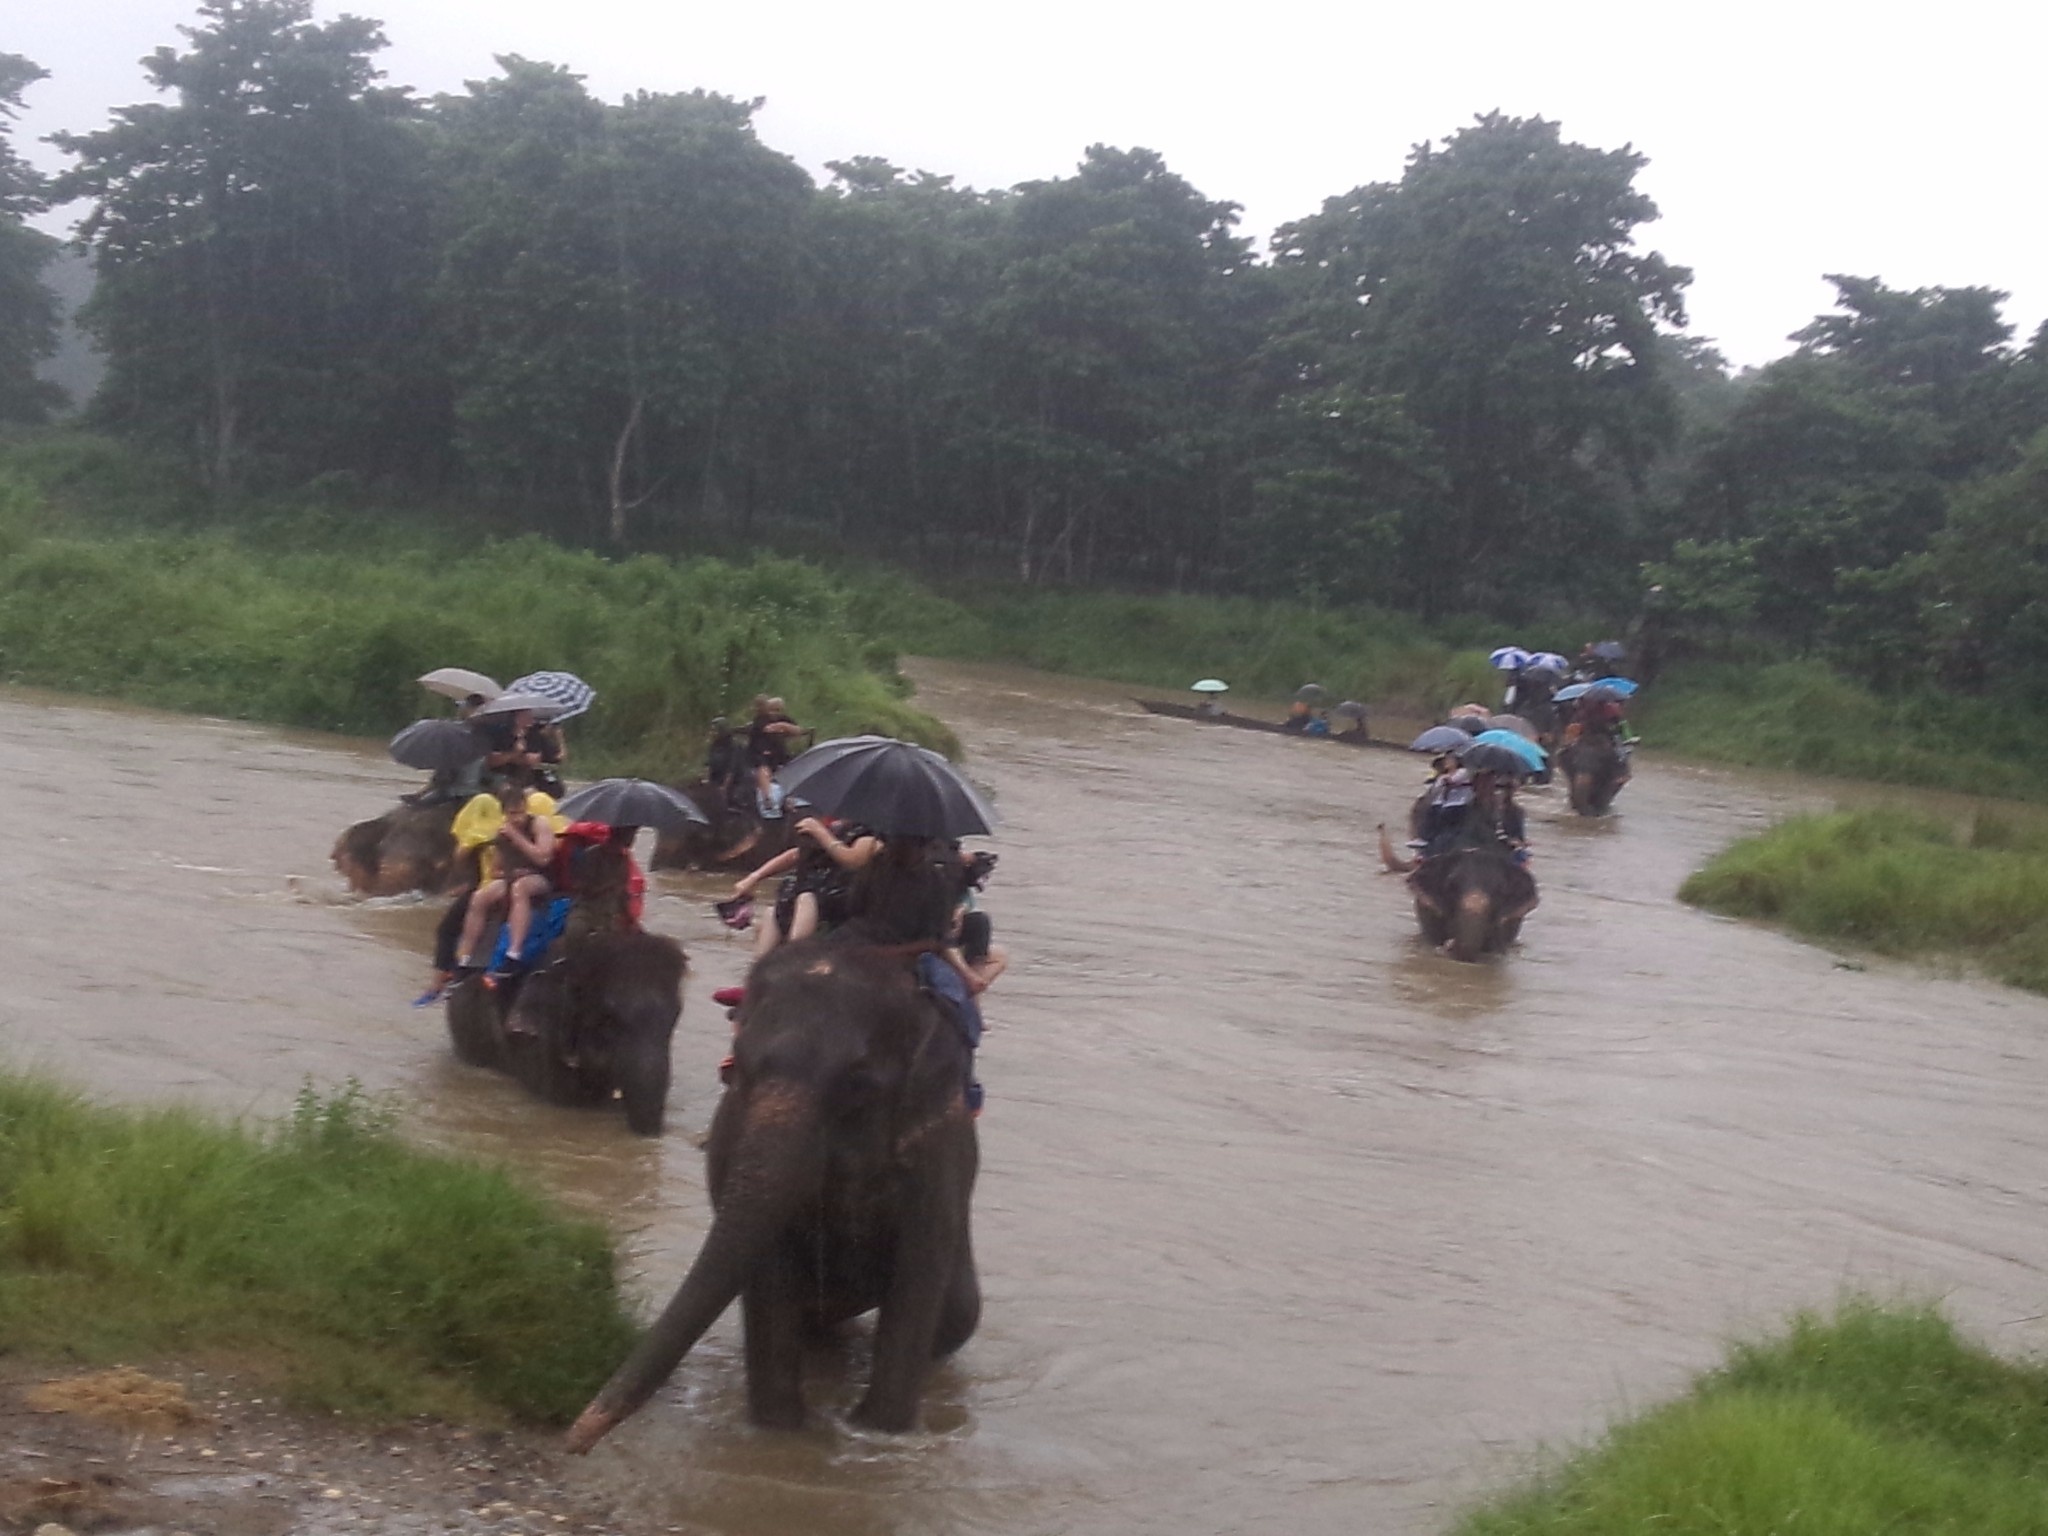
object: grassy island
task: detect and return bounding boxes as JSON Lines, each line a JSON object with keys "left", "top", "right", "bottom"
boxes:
{"left": 1458, "top": 1303, "right": 2048, "bottom": 1536}
{"left": 1680, "top": 806, "right": 2048, "bottom": 994}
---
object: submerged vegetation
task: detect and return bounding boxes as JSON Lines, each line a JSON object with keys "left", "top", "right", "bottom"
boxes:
{"left": 1680, "top": 806, "right": 2048, "bottom": 992}
{"left": 0, "top": 1072, "right": 633, "bottom": 1422}
{"left": 0, "top": 446, "right": 956, "bottom": 770}
{"left": 1458, "top": 1303, "right": 2048, "bottom": 1536}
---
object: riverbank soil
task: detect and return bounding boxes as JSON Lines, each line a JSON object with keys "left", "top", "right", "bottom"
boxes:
{"left": 0, "top": 1362, "right": 621, "bottom": 1536}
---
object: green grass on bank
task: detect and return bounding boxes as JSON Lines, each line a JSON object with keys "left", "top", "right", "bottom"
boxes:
{"left": 0, "top": 1073, "right": 634, "bottom": 1424}
{"left": 1679, "top": 806, "right": 2048, "bottom": 993}
{"left": 1458, "top": 1302, "right": 2048, "bottom": 1535}
{"left": 1640, "top": 659, "right": 2048, "bottom": 801}
{"left": 0, "top": 441, "right": 956, "bottom": 771}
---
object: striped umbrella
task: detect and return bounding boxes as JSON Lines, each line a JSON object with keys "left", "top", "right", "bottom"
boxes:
{"left": 1488, "top": 645, "right": 1532, "bottom": 671}
{"left": 506, "top": 671, "right": 596, "bottom": 722}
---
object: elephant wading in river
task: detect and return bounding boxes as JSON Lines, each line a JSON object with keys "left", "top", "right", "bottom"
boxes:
{"left": 1558, "top": 733, "right": 1630, "bottom": 816}
{"left": 1409, "top": 844, "right": 1539, "bottom": 961}
{"left": 566, "top": 936, "right": 980, "bottom": 1447}
{"left": 650, "top": 781, "right": 794, "bottom": 874}
{"left": 447, "top": 926, "right": 686, "bottom": 1135}
{"left": 332, "top": 801, "right": 459, "bottom": 895}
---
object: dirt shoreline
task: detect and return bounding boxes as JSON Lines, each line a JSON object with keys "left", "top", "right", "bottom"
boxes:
{"left": 0, "top": 1362, "right": 656, "bottom": 1536}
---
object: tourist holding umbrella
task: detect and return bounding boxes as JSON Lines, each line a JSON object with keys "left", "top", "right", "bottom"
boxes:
{"left": 762, "top": 737, "right": 1004, "bottom": 1047}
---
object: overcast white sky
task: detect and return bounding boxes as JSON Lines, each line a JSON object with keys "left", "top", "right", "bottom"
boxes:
{"left": 13, "top": 0, "right": 2044, "bottom": 368}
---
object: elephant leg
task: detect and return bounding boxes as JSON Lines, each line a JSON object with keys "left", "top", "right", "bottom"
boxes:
{"left": 854, "top": 1172, "right": 968, "bottom": 1431}
{"left": 932, "top": 1229, "right": 981, "bottom": 1359}
{"left": 741, "top": 1238, "right": 809, "bottom": 1429}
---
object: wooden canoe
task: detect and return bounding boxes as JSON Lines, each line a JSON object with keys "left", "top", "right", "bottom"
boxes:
{"left": 1134, "top": 698, "right": 1400, "bottom": 752}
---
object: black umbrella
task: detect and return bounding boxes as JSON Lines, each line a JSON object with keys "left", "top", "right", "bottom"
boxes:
{"left": 389, "top": 718, "right": 488, "bottom": 772}
{"left": 556, "top": 778, "right": 709, "bottom": 833}
{"left": 1453, "top": 740, "right": 1533, "bottom": 778}
{"left": 777, "top": 736, "right": 998, "bottom": 838}
{"left": 1449, "top": 714, "right": 1488, "bottom": 735}
{"left": 1410, "top": 725, "right": 1470, "bottom": 754}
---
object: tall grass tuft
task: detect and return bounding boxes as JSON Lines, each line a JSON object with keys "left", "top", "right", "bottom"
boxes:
{"left": 0, "top": 1073, "right": 635, "bottom": 1424}
{"left": 1458, "top": 1302, "right": 2048, "bottom": 1535}
{"left": 1680, "top": 806, "right": 2048, "bottom": 993}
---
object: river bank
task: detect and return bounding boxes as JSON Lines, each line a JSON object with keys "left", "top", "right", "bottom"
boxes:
{"left": 0, "top": 1358, "right": 622, "bottom": 1536}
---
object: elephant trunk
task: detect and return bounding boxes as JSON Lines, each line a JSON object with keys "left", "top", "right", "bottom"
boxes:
{"left": 566, "top": 1082, "right": 822, "bottom": 1452}
{"left": 1450, "top": 887, "right": 1494, "bottom": 961}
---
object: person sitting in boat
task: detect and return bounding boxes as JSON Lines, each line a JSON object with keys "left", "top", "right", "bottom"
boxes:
{"left": 1282, "top": 700, "right": 1314, "bottom": 733}
{"left": 453, "top": 777, "right": 558, "bottom": 984}
{"left": 747, "top": 696, "right": 805, "bottom": 818}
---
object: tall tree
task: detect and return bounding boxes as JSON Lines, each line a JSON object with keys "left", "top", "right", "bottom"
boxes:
{"left": 1677, "top": 278, "right": 2022, "bottom": 655}
{"left": 430, "top": 61, "right": 813, "bottom": 541}
{"left": 0, "top": 52, "right": 62, "bottom": 423}
{"left": 54, "top": 0, "right": 441, "bottom": 491}
{"left": 1272, "top": 113, "right": 1690, "bottom": 616}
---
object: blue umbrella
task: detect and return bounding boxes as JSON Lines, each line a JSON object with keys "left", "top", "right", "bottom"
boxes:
{"left": 1488, "top": 645, "right": 1532, "bottom": 671}
{"left": 1469, "top": 729, "right": 1548, "bottom": 771}
{"left": 1527, "top": 651, "right": 1570, "bottom": 674}
{"left": 1590, "top": 676, "right": 1639, "bottom": 696}
{"left": 506, "top": 670, "right": 597, "bottom": 722}
{"left": 1410, "top": 725, "right": 1470, "bottom": 754}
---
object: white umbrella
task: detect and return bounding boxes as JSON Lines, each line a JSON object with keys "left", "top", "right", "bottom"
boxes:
{"left": 1190, "top": 679, "right": 1229, "bottom": 693}
{"left": 418, "top": 667, "right": 502, "bottom": 703}
{"left": 471, "top": 691, "right": 571, "bottom": 721}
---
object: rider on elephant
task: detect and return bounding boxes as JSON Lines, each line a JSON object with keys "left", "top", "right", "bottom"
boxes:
{"left": 415, "top": 781, "right": 566, "bottom": 1006}
{"left": 453, "top": 780, "right": 559, "bottom": 984}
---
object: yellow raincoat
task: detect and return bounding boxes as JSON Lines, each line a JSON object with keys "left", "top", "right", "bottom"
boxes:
{"left": 452, "top": 791, "right": 567, "bottom": 883}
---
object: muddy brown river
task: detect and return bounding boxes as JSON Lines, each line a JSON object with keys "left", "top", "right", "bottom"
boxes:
{"left": 6, "top": 658, "right": 2048, "bottom": 1535}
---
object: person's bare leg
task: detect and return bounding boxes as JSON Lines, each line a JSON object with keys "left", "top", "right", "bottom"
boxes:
{"left": 751, "top": 903, "right": 786, "bottom": 960}
{"left": 505, "top": 875, "right": 546, "bottom": 959}
{"left": 457, "top": 881, "right": 508, "bottom": 964}
{"left": 786, "top": 890, "right": 821, "bottom": 942}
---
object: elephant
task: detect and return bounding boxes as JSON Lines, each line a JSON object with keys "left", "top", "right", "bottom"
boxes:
{"left": 565, "top": 936, "right": 981, "bottom": 1448}
{"left": 332, "top": 801, "right": 459, "bottom": 895}
{"left": 1409, "top": 843, "right": 1539, "bottom": 961}
{"left": 1557, "top": 733, "right": 1631, "bottom": 815}
{"left": 446, "top": 921, "right": 686, "bottom": 1136}
{"left": 650, "top": 780, "right": 794, "bottom": 874}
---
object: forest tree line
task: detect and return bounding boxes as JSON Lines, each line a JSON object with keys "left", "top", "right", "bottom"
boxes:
{"left": 2, "top": 0, "right": 2046, "bottom": 698}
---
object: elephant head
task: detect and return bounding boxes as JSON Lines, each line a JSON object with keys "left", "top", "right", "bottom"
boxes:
{"left": 1561, "top": 734, "right": 1628, "bottom": 815}
{"left": 561, "top": 928, "right": 686, "bottom": 1135}
{"left": 567, "top": 939, "right": 978, "bottom": 1448}
{"left": 331, "top": 802, "right": 459, "bottom": 895}
{"left": 1409, "top": 846, "right": 1539, "bottom": 961}
{"left": 650, "top": 781, "right": 790, "bottom": 872}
